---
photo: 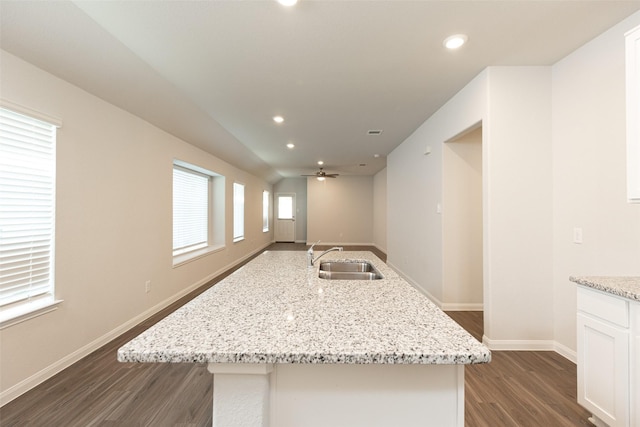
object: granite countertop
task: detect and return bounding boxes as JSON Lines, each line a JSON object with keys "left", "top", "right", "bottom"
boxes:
{"left": 570, "top": 276, "right": 640, "bottom": 302}
{"left": 118, "top": 251, "right": 491, "bottom": 365}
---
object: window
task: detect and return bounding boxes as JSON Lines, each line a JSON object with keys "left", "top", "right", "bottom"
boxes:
{"left": 262, "top": 190, "right": 269, "bottom": 232}
{"left": 173, "top": 160, "right": 224, "bottom": 265}
{"left": 233, "top": 182, "right": 244, "bottom": 242}
{"left": 0, "top": 106, "right": 60, "bottom": 326}
{"left": 173, "top": 166, "right": 208, "bottom": 255}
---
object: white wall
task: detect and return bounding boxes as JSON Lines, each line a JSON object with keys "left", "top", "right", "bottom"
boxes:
{"left": 388, "top": 66, "right": 555, "bottom": 348}
{"left": 387, "top": 70, "right": 488, "bottom": 304}
{"left": 388, "top": 10, "right": 640, "bottom": 357}
{"left": 442, "top": 127, "right": 483, "bottom": 309}
{"left": 273, "top": 178, "right": 308, "bottom": 243}
{"left": 307, "top": 176, "right": 374, "bottom": 245}
{"left": 551, "top": 12, "right": 640, "bottom": 357}
{"left": 484, "top": 67, "right": 554, "bottom": 346}
{"left": 373, "top": 168, "right": 387, "bottom": 253}
{"left": 0, "top": 50, "right": 274, "bottom": 404}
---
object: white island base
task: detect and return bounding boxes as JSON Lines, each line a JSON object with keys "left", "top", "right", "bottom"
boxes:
{"left": 208, "top": 362, "right": 464, "bottom": 427}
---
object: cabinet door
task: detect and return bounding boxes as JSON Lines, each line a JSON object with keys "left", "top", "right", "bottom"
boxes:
{"left": 577, "top": 313, "right": 630, "bottom": 427}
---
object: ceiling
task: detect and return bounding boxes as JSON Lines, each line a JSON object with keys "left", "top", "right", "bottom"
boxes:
{"left": 2, "top": 1, "right": 640, "bottom": 183}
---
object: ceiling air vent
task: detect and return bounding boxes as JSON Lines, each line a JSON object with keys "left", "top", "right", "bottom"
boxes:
{"left": 367, "top": 130, "right": 383, "bottom": 135}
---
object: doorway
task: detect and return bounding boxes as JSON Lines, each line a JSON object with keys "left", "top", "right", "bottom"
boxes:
{"left": 275, "top": 193, "right": 296, "bottom": 242}
{"left": 442, "top": 125, "right": 483, "bottom": 310}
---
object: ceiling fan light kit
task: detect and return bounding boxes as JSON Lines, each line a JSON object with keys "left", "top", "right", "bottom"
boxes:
{"left": 301, "top": 167, "right": 339, "bottom": 180}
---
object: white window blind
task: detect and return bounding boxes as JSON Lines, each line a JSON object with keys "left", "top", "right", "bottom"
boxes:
{"left": 233, "top": 182, "right": 244, "bottom": 241}
{"left": 0, "top": 107, "right": 56, "bottom": 308}
{"left": 173, "top": 166, "right": 209, "bottom": 255}
{"left": 262, "top": 190, "right": 269, "bottom": 232}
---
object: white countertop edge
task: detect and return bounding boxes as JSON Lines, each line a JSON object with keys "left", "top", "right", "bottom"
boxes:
{"left": 570, "top": 276, "right": 640, "bottom": 302}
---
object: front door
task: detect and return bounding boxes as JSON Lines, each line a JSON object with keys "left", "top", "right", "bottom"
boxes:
{"left": 275, "top": 193, "right": 296, "bottom": 242}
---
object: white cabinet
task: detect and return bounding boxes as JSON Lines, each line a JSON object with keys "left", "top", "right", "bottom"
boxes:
{"left": 577, "top": 287, "right": 633, "bottom": 427}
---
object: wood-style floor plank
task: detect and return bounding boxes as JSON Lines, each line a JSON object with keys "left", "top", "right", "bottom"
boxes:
{"left": 446, "top": 311, "right": 592, "bottom": 427}
{"left": 2, "top": 245, "right": 590, "bottom": 426}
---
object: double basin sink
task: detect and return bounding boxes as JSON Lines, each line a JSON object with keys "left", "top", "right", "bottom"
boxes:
{"left": 318, "top": 261, "right": 383, "bottom": 281}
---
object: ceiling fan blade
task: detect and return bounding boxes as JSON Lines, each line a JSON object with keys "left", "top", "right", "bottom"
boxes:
{"left": 301, "top": 167, "right": 339, "bottom": 178}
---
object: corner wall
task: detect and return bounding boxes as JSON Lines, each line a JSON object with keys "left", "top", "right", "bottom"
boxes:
{"left": 388, "top": 66, "right": 555, "bottom": 348}
{"left": 373, "top": 168, "right": 387, "bottom": 253}
{"left": 387, "top": 70, "right": 488, "bottom": 304}
{"left": 0, "top": 50, "right": 274, "bottom": 404}
{"left": 484, "top": 67, "right": 553, "bottom": 346}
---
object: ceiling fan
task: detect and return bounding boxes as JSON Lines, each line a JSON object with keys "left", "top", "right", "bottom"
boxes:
{"left": 301, "top": 167, "right": 339, "bottom": 180}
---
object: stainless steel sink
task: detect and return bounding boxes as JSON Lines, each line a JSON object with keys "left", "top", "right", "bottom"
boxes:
{"left": 318, "top": 261, "right": 383, "bottom": 280}
{"left": 318, "top": 271, "right": 383, "bottom": 280}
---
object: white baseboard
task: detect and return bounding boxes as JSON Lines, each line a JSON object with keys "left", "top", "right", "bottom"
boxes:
{"left": 482, "top": 336, "right": 576, "bottom": 363}
{"left": 482, "top": 336, "right": 557, "bottom": 351}
{"left": 388, "top": 264, "right": 482, "bottom": 311}
{"left": 553, "top": 341, "right": 577, "bottom": 363}
{"left": 372, "top": 243, "right": 387, "bottom": 257}
{"left": 305, "top": 241, "right": 375, "bottom": 247}
{"left": 386, "top": 261, "right": 442, "bottom": 306}
{"left": 0, "top": 242, "right": 272, "bottom": 407}
{"left": 441, "top": 303, "right": 484, "bottom": 311}
{"left": 387, "top": 262, "right": 576, "bottom": 364}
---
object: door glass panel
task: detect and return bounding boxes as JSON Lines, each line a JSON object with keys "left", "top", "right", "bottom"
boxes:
{"left": 278, "top": 196, "right": 293, "bottom": 219}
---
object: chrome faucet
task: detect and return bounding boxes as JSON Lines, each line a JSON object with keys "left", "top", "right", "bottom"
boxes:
{"left": 307, "top": 240, "right": 343, "bottom": 267}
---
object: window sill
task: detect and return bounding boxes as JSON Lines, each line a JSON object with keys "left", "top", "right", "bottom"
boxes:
{"left": 0, "top": 297, "right": 63, "bottom": 330}
{"left": 233, "top": 237, "right": 245, "bottom": 243}
{"left": 173, "top": 244, "right": 225, "bottom": 268}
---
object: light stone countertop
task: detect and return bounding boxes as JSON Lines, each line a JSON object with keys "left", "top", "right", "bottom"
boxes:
{"left": 570, "top": 276, "right": 640, "bottom": 302}
{"left": 118, "top": 251, "right": 491, "bottom": 365}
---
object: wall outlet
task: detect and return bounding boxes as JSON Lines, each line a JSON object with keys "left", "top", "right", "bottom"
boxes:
{"left": 145, "top": 280, "right": 151, "bottom": 293}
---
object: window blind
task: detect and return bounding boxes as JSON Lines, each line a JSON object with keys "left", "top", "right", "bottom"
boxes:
{"left": 262, "top": 190, "right": 269, "bottom": 232}
{"left": 233, "top": 183, "right": 244, "bottom": 241}
{"left": 173, "top": 166, "right": 209, "bottom": 255}
{"left": 0, "top": 107, "right": 56, "bottom": 307}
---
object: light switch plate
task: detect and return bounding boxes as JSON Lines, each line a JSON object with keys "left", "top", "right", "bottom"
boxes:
{"left": 573, "top": 227, "right": 583, "bottom": 244}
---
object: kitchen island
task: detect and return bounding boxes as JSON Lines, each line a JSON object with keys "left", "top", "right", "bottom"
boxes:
{"left": 118, "top": 251, "right": 490, "bottom": 427}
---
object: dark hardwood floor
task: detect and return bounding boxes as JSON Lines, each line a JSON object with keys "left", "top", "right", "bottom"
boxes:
{"left": 446, "top": 311, "right": 592, "bottom": 427}
{"left": 1, "top": 244, "right": 590, "bottom": 426}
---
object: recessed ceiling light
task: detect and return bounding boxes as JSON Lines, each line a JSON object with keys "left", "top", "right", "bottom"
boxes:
{"left": 444, "top": 34, "right": 468, "bottom": 50}
{"left": 273, "top": 115, "right": 284, "bottom": 123}
{"left": 374, "top": 154, "right": 380, "bottom": 158}
{"left": 278, "top": 0, "right": 298, "bottom": 5}
{"left": 317, "top": 160, "right": 324, "bottom": 165}
{"left": 286, "top": 143, "right": 295, "bottom": 149}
